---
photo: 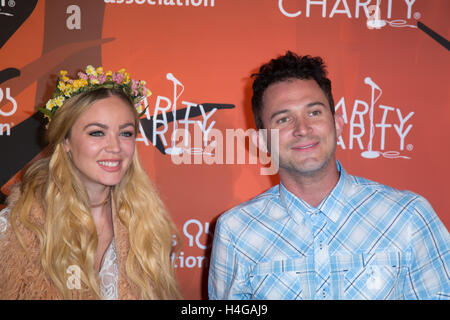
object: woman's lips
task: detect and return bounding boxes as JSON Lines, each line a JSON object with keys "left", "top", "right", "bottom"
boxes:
{"left": 97, "top": 160, "right": 122, "bottom": 172}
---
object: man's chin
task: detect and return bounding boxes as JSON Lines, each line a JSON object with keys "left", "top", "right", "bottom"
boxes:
{"left": 281, "top": 158, "right": 333, "bottom": 177}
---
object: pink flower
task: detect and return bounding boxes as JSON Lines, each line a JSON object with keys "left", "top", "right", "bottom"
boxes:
{"left": 98, "top": 74, "right": 107, "bottom": 84}
{"left": 131, "top": 79, "right": 138, "bottom": 91}
{"left": 89, "top": 74, "right": 99, "bottom": 84}
{"left": 112, "top": 72, "right": 124, "bottom": 84}
{"left": 77, "top": 72, "right": 88, "bottom": 80}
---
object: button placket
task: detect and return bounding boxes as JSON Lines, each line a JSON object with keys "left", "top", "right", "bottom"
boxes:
{"left": 310, "top": 210, "right": 332, "bottom": 299}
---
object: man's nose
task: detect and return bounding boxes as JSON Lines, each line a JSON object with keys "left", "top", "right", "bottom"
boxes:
{"left": 292, "top": 117, "right": 312, "bottom": 137}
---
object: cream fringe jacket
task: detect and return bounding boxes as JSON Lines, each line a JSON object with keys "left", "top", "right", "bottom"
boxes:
{"left": 0, "top": 187, "right": 139, "bottom": 299}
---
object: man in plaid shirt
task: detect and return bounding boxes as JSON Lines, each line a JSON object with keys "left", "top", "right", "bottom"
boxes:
{"left": 208, "top": 51, "right": 449, "bottom": 300}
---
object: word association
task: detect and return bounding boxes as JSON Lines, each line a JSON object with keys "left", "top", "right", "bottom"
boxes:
{"left": 104, "top": 0, "right": 215, "bottom": 7}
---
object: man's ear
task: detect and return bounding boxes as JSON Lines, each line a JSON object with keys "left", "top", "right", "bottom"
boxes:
{"left": 334, "top": 113, "right": 344, "bottom": 138}
{"left": 251, "top": 130, "right": 268, "bottom": 153}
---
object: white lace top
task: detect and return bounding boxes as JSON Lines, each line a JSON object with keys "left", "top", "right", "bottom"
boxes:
{"left": 99, "top": 239, "right": 119, "bottom": 300}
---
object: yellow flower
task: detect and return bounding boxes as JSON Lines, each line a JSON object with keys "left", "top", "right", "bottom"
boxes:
{"left": 54, "top": 96, "right": 65, "bottom": 107}
{"left": 86, "top": 65, "right": 97, "bottom": 76}
{"left": 118, "top": 68, "right": 126, "bottom": 74}
{"left": 73, "top": 79, "right": 83, "bottom": 88}
{"left": 46, "top": 99, "right": 55, "bottom": 110}
{"left": 63, "top": 83, "right": 74, "bottom": 93}
{"left": 124, "top": 73, "right": 131, "bottom": 84}
{"left": 59, "top": 70, "right": 68, "bottom": 77}
{"left": 96, "top": 67, "right": 104, "bottom": 74}
{"left": 90, "top": 78, "right": 99, "bottom": 85}
{"left": 57, "top": 81, "right": 67, "bottom": 92}
{"left": 106, "top": 70, "right": 113, "bottom": 77}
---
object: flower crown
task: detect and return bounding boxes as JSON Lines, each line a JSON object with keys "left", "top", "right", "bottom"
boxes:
{"left": 39, "top": 65, "right": 151, "bottom": 125}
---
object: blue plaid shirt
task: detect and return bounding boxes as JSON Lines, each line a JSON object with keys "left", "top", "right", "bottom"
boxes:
{"left": 208, "top": 162, "right": 450, "bottom": 300}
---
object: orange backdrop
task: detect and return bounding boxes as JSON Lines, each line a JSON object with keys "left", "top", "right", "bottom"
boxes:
{"left": 1, "top": 0, "right": 449, "bottom": 299}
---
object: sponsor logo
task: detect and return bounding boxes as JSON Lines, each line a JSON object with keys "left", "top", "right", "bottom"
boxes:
{"left": 138, "top": 73, "right": 279, "bottom": 174}
{"left": 336, "top": 76, "right": 414, "bottom": 159}
{"left": 0, "top": 87, "right": 17, "bottom": 136}
{"left": 278, "top": 0, "right": 420, "bottom": 29}
{"left": 0, "top": 0, "right": 15, "bottom": 17}
{"left": 172, "top": 219, "right": 210, "bottom": 269}
{"left": 138, "top": 72, "right": 233, "bottom": 153}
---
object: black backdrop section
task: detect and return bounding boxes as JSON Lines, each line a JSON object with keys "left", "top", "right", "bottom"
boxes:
{"left": 0, "top": 0, "right": 38, "bottom": 50}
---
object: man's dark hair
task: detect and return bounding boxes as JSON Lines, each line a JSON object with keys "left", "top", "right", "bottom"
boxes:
{"left": 251, "top": 51, "right": 335, "bottom": 129}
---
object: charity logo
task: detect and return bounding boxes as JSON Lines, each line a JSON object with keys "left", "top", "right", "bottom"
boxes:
{"left": 278, "top": 0, "right": 421, "bottom": 29}
{"left": 336, "top": 76, "right": 414, "bottom": 159}
{"left": 138, "top": 72, "right": 235, "bottom": 154}
{"left": 137, "top": 72, "right": 279, "bottom": 175}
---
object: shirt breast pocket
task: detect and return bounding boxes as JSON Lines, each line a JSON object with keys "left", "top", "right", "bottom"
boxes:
{"left": 248, "top": 258, "right": 308, "bottom": 300}
{"left": 333, "top": 251, "right": 410, "bottom": 300}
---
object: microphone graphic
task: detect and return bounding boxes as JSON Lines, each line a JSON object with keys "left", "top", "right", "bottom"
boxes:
{"left": 361, "top": 76, "right": 382, "bottom": 159}
{"left": 364, "top": 77, "right": 381, "bottom": 91}
{"left": 166, "top": 72, "right": 183, "bottom": 87}
{"left": 165, "top": 72, "right": 184, "bottom": 155}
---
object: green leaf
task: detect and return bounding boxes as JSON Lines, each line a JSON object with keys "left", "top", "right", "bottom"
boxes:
{"left": 38, "top": 107, "right": 53, "bottom": 117}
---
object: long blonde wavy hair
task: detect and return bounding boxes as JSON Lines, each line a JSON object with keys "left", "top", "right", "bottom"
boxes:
{"left": 9, "top": 88, "right": 181, "bottom": 299}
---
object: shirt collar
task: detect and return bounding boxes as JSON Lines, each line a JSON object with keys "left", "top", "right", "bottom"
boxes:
{"left": 279, "top": 160, "right": 356, "bottom": 225}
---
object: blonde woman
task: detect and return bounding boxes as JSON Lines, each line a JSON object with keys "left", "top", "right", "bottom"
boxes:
{"left": 0, "top": 66, "right": 181, "bottom": 299}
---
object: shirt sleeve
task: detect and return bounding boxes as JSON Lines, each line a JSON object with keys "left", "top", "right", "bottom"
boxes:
{"left": 404, "top": 196, "right": 450, "bottom": 300}
{"left": 208, "top": 214, "right": 250, "bottom": 300}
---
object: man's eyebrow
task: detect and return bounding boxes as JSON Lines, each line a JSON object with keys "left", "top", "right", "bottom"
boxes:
{"left": 270, "top": 109, "right": 289, "bottom": 120}
{"left": 269, "top": 102, "right": 327, "bottom": 120}
{"left": 306, "top": 101, "right": 327, "bottom": 108}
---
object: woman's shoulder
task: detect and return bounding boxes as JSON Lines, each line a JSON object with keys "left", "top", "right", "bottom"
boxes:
{"left": 0, "top": 183, "right": 43, "bottom": 257}
{"left": 0, "top": 191, "right": 51, "bottom": 299}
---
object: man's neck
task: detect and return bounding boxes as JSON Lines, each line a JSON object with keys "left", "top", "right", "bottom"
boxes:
{"left": 279, "top": 161, "right": 340, "bottom": 208}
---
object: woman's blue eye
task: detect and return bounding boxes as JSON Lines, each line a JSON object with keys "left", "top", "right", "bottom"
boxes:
{"left": 89, "top": 131, "right": 104, "bottom": 137}
{"left": 120, "top": 131, "right": 135, "bottom": 137}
